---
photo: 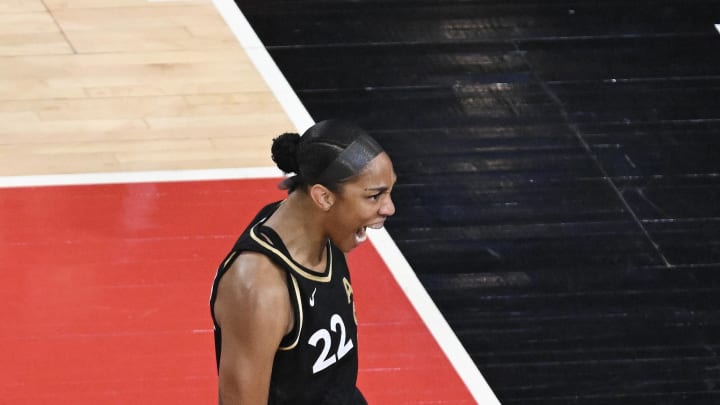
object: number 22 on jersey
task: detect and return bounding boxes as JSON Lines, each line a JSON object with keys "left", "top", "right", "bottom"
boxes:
{"left": 308, "top": 314, "right": 354, "bottom": 374}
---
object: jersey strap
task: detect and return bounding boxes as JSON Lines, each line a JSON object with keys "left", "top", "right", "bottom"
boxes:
{"left": 249, "top": 223, "right": 333, "bottom": 283}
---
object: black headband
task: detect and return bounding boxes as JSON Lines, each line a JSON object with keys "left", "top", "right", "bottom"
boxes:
{"left": 316, "top": 134, "right": 384, "bottom": 185}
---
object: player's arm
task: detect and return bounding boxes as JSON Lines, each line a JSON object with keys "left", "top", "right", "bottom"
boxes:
{"left": 214, "top": 252, "right": 293, "bottom": 405}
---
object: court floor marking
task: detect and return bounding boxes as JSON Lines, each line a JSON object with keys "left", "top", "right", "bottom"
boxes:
{"left": 0, "top": 167, "right": 282, "bottom": 188}
{"left": 211, "top": 0, "right": 314, "bottom": 134}
{"left": 210, "top": 0, "right": 501, "bottom": 403}
{"left": 1, "top": 167, "right": 499, "bottom": 404}
{"left": 0, "top": 173, "right": 498, "bottom": 404}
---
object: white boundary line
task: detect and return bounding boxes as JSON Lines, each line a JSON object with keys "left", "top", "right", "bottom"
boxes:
{"left": 0, "top": 167, "right": 282, "bottom": 188}
{"left": 210, "top": 0, "right": 501, "bottom": 403}
{"left": 369, "top": 229, "right": 501, "bottom": 404}
{"left": 211, "top": 0, "right": 314, "bottom": 134}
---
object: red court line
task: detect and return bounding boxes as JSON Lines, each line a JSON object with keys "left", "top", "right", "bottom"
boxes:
{"left": 0, "top": 179, "right": 474, "bottom": 404}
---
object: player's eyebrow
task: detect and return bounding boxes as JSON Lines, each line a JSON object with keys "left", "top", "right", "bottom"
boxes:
{"left": 365, "top": 173, "right": 397, "bottom": 192}
{"left": 365, "top": 186, "right": 389, "bottom": 192}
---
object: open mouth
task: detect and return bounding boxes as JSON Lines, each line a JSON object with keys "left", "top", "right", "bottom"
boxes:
{"left": 354, "top": 222, "right": 385, "bottom": 244}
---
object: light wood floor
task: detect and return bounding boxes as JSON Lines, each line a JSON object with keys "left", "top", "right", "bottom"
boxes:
{"left": 0, "top": 0, "right": 292, "bottom": 176}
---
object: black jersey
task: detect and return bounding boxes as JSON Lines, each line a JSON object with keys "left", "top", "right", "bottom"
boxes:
{"left": 210, "top": 202, "right": 367, "bottom": 405}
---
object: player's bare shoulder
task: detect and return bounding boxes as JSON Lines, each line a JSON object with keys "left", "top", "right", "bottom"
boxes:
{"left": 214, "top": 251, "right": 292, "bottom": 332}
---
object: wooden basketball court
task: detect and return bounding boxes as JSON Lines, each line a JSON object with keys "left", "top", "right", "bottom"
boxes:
{"left": 0, "top": 1, "right": 496, "bottom": 403}
{"left": 1, "top": 0, "right": 293, "bottom": 176}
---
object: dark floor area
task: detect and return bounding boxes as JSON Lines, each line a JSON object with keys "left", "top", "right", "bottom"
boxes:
{"left": 236, "top": 0, "right": 720, "bottom": 403}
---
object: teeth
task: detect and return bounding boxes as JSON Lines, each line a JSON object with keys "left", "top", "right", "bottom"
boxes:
{"left": 354, "top": 223, "right": 384, "bottom": 244}
{"left": 355, "top": 227, "right": 368, "bottom": 243}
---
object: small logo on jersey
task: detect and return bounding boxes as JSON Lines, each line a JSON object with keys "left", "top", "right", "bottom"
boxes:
{"left": 309, "top": 288, "right": 317, "bottom": 307}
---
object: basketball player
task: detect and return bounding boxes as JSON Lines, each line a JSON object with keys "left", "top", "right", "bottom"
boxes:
{"left": 210, "top": 120, "right": 396, "bottom": 404}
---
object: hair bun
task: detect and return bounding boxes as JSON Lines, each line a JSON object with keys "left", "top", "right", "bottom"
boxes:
{"left": 271, "top": 132, "right": 301, "bottom": 173}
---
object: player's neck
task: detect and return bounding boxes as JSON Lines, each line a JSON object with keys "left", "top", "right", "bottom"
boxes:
{"left": 265, "top": 193, "right": 328, "bottom": 272}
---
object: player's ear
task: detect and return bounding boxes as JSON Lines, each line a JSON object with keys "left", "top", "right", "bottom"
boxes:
{"left": 309, "top": 184, "right": 335, "bottom": 211}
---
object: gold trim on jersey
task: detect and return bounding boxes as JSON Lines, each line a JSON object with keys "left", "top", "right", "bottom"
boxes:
{"left": 249, "top": 224, "right": 333, "bottom": 283}
{"left": 209, "top": 250, "right": 240, "bottom": 305}
{"left": 221, "top": 250, "right": 238, "bottom": 270}
{"left": 279, "top": 274, "right": 302, "bottom": 351}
